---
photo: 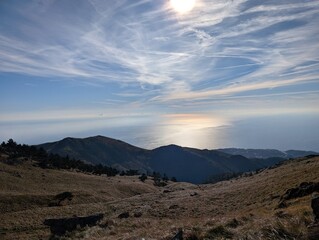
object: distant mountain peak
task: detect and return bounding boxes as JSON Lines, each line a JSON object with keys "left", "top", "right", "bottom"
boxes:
{"left": 37, "top": 136, "right": 318, "bottom": 184}
{"left": 154, "top": 144, "right": 183, "bottom": 150}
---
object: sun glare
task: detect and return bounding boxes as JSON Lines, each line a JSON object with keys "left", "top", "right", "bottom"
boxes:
{"left": 170, "top": 0, "right": 196, "bottom": 14}
{"left": 158, "top": 114, "right": 227, "bottom": 148}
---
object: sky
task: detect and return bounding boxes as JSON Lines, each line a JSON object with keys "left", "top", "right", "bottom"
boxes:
{"left": 0, "top": 0, "right": 319, "bottom": 151}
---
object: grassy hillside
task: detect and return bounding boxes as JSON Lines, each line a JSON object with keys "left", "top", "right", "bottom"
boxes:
{"left": 1, "top": 153, "right": 318, "bottom": 239}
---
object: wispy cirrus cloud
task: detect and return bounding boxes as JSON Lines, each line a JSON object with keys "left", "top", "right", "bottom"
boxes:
{"left": 0, "top": 0, "right": 319, "bottom": 104}
{"left": 1, "top": 0, "right": 319, "bottom": 149}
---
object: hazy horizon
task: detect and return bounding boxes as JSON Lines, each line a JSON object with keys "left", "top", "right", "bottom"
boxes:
{"left": 1, "top": 0, "right": 319, "bottom": 151}
{"left": 3, "top": 113, "right": 319, "bottom": 152}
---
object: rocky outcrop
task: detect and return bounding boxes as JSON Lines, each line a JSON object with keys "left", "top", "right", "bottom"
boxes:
{"left": 278, "top": 182, "right": 319, "bottom": 208}
{"left": 281, "top": 182, "right": 319, "bottom": 201}
{"left": 307, "top": 193, "right": 319, "bottom": 240}
{"left": 44, "top": 213, "right": 104, "bottom": 236}
{"left": 311, "top": 192, "right": 319, "bottom": 222}
{"left": 49, "top": 192, "right": 73, "bottom": 207}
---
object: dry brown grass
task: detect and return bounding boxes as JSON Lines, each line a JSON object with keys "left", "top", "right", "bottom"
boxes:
{"left": 1, "top": 156, "right": 319, "bottom": 239}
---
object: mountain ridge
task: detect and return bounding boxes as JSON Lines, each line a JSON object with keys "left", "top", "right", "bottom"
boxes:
{"left": 217, "top": 147, "right": 318, "bottom": 159}
{"left": 38, "top": 135, "right": 318, "bottom": 183}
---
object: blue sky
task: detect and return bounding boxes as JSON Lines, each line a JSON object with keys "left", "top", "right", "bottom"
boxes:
{"left": 1, "top": 0, "right": 319, "bottom": 151}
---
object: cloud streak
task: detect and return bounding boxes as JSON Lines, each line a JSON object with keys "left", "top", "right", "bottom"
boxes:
{"left": 1, "top": 0, "right": 319, "bottom": 148}
{"left": 0, "top": 0, "right": 318, "bottom": 100}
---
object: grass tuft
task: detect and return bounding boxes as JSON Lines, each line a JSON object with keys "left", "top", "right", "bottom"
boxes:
{"left": 261, "top": 216, "right": 310, "bottom": 240}
{"left": 226, "top": 218, "right": 240, "bottom": 228}
{"left": 205, "top": 225, "right": 233, "bottom": 239}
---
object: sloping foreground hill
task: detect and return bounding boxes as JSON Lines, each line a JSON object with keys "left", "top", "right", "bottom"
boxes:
{"left": 38, "top": 136, "right": 286, "bottom": 183}
{"left": 0, "top": 157, "right": 160, "bottom": 239}
{"left": 1, "top": 155, "right": 319, "bottom": 239}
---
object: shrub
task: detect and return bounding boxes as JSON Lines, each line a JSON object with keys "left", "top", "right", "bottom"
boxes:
{"left": 171, "top": 177, "right": 177, "bottom": 182}
{"left": 139, "top": 173, "right": 147, "bottom": 182}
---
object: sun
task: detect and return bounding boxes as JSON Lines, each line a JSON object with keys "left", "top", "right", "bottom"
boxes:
{"left": 170, "top": 0, "right": 196, "bottom": 14}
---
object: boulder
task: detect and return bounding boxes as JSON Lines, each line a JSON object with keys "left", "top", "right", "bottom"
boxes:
{"left": 44, "top": 213, "right": 104, "bottom": 236}
{"left": 190, "top": 192, "right": 199, "bottom": 197}
{"left": 133, "top": 212, "right": 142, "bottom": 218}
{"left": 171, "top": 229, "right": 183, "bottom": 240}
{"left": 118, "top": 212, "right": 129, "bottom": 219}
{"left": 49, "top": 192, "right": 73, "bottom": 207}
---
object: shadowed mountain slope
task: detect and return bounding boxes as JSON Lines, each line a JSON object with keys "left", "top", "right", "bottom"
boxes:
{"left": 39, "top": 136, "right": 150, "bottom": 171}
{"left": 38, "top": 136, "right": 291, "bottom": 183}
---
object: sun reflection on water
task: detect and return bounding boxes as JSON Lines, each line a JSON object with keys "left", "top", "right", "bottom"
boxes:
{"left": 157, "top": 113, "right": 229, "bottom": 148}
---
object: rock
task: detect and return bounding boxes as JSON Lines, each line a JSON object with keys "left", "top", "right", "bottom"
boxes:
{"left": 307, "top": 192, "right": 319, "bottom": 239}
{"left": 190, "top": 192, "right": 199, "bottom": 197}
{"left": 44, "top": 213, "right": 104, "bottom": 236}
{"left": 49, "top": 192, "right": 74, "bottom": 207}
{"left": 169, "top": 204, "right": 179, "bottom": 210}
{"left": 311, "top": 192, "right": 319, "bottom": 222}
{"left": 118, "top": 212, "right": 129, "bottom": 219}
{"left": 171, "top": 229, "right": 183, "bottom": 240}
{"left": 308, "top": 223, "right": 319, "bottom": 240}
{"left": 133, "top": 212, "right": 142, "bottom": 218}
{"left": 281, "top": 182, "right": 319, "bottom": 201}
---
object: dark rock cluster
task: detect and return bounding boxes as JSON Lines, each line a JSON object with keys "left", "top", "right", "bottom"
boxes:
{"left": 281, "top": 182, "right": 319, "bottom": 201}
{"left": 278, "top": 182, "right": 319, "bottom": 209}
{"left": 44, "top": 213, "right": 104, "bottom": 236}
{"left": 311, "top": 193, "right": 319, "bottom": 222}
{"left": 308, "top": 193, "right": 319, "bottom": 240}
